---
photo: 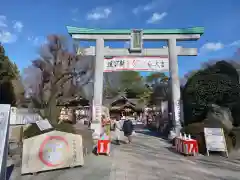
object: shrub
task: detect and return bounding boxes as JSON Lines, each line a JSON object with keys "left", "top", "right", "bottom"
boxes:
{"left": 183, "top": 61, "right": 240, "bottom": 126}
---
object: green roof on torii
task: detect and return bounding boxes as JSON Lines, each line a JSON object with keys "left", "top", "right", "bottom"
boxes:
{"left": 66, "top": 26, "right": 204, "bottom": 35}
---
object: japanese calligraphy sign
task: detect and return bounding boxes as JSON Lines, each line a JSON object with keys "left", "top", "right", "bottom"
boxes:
{"left": 104, "top": 56, "right": 169, "bottom": 72}
{"left": 21, "top": 130, "right": 84, "bottom": 174}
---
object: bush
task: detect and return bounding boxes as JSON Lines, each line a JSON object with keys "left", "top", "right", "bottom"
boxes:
{"left": 183, "top": 61, "right": 240, "bottom": 126}
{"left": 23, "top": 122, "right": 75, "bottom": 139}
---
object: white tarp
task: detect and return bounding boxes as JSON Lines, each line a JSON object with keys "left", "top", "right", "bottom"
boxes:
{"left": 104, "top": 56, "right": 169, "bottom": 72}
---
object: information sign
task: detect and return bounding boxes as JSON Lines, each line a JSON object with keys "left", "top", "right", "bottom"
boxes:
{"left": 204, "top": 128, "right": 228, "bottom": 157}
{"left": 10, "top": 107, "right": 42, "bottom": 125}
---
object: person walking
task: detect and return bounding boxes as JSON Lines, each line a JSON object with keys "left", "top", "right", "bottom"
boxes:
{"left": 122, "top": 115, "right": 134, "bottom": 144}
{"left": 114, "top": 118, "right": 123, "bottom": 145}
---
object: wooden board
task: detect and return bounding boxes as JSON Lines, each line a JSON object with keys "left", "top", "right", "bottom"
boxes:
{"left": 9, "top": 126, "right": 22, "bottom": 143}
{"left": 21, "top": 130, "right": 84, "bottom": 174}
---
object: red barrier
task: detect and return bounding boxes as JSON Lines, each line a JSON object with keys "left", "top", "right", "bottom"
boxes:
{"left": 175, "top": 137, "right": 198, "bottom": 156}
{"left": 97, "top": 140, "right": 110, "bottom": 155}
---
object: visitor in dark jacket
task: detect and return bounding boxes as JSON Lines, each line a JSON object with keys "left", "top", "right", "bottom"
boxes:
{"left": 122, "top": 118, "right": 134, "bottom": 144}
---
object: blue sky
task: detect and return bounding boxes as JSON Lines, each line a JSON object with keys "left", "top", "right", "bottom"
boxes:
{"left": 0, "top": 0, "right": 240, "bottom": 77}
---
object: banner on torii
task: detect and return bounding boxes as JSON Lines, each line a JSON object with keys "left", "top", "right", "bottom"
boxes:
{"left": 104, "top": 56, "right": 169, "bottom": 72}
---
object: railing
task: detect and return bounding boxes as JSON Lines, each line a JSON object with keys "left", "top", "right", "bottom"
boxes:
{"left": 0, "top": 104, "right": 11, "bottom": 180}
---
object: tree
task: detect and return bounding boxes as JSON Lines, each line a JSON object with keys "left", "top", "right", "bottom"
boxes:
{"left": 0, "top": 44, "right": 23, "bottom": 106}
{"left": 183, "top": 60, "right": 240, "bottom": 126}
{"left": 23, "top": 35, "right": 92, "bottom": 124}
{"left": 102, "top": 71, "right": 147, "bottom": 98}
{"left": 145, "top": 72, "right": 169, "bottom": 105}
{"left": 146, "top": 72, "right": 168, "bottom": 85}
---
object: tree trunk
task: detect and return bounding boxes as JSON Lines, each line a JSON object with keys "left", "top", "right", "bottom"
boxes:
{"left": 47, "top": 97, "right": 58, "bottom": 125}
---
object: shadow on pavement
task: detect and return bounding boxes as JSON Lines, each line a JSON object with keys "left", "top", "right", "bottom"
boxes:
{"left": 135, "top": 129, "right": 169, "bottom": 141}
{"left": 111, "top": 140, "right": 127, "bottom": 145}
{"left": 165, "top": 146, "right": 184, "bottom": 156}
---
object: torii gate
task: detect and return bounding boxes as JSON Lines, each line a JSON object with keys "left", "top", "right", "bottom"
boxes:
{"left": 67, "top": 26, "right": 204, "bottom": 137}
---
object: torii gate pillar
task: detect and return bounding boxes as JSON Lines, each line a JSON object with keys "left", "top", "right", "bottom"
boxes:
{"left": 67, "top": 26, "right": 204, "bottom": 138}
{"left": 168, "top": 38, "right": 181, "bottom": 134}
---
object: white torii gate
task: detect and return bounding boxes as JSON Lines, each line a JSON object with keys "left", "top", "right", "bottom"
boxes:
{"left": 67, "top": 26, "right": 204, "bottom": 138}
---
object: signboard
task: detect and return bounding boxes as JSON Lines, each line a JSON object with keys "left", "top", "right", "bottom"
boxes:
{"left": 21, "top": 130, "right": 84, "bottom": 174}
{"left": 9, "top": 107, "right": 17, "bottom": 125}
{"left": 104, "top": 56, "right": 169, "bottom": 72}
{"left": 0, "top": 104, "right": 11, "bottom": 180}
{"left": 204, "top": 128, "right": 228, "bottom": 157}
{"left": 161, "top": 101, "right": 168, "bottom": 119}
{"left": 130, "top": 29, "right": 143, "bottom": 52}
{"left": 10, "top": 107, "right": 42, "bottom": 125}
{"left": 9, "top": 126, "right": 23, "bottom": 143}
{"left": 36, "top": 119, "right": 53, "bottom": 131}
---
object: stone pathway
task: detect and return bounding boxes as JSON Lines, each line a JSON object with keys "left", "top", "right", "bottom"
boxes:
{"left": 9, "top": 129, "right": 240, "bottom": 180}
{"left": 109, "top": 131, "right": 240, "bottom": 180}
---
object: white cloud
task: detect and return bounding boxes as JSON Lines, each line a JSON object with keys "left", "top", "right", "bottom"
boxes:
{"left": 72, "top": 18, "right": 79, "bottom": 22}
{"left": 0, "top": 31, "right": 17, "bottom": 44}
{"left": 229, "top": 40, "right": 240, "bottom": 47}
{"left": 201, "top": 42, "right": 224, "bottom": 52}
{"left": 200, "top": 40, "right": 240, "bottom": 54}
{"left": 71, "top": 8, "right": 79, "bottom": 14}
{"left": 0, "top": 15, "right": 24, "bottom": 44}
{"left": 147, "top": 12, "right": 167, "bottom": 24}
{"left": 27, "top": 36, "right": 47, "bottom": 46}
{"left": 86, "top": 7, "right": 112, "bottom": 20}
{"left": 0, "top": 15, "right": 7, "bottom": 27}
{"left": 133, "top": 1, "right": 157, "bottom": 14}
{"left": 13, "top": 21, "right": 23, "bottom": 32}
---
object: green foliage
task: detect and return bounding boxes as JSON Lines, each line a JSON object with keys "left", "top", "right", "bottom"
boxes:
{"left": 0, "top": 44, "right": 23, "bottom": 106}
{"left": 120, "top": 71, "right": 144, "bottom": 92}
{"left": 146, "top": 72, "right": 168, "bottom": 84}
{"left": 0, "top": 45, "right": 16, "bottom": 82}
{"left": 183, "top": 60, "right": 240, "bottom": 126}
{"left": 145, "top": 72, "right": 169, "bottom": 104}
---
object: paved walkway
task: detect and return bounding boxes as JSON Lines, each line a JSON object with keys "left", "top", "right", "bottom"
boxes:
{"left": 109, "top": 131, "right": 240, "bottom": 180}
{"left": 10, "top": 129, "right": 240, "bottom": 180}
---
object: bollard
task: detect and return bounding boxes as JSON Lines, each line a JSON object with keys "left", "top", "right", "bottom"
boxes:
{"left": 179, "top": 133, "right": 183, "bottom": 139}
{"left": 183, "top": 133, "right": 187, "bottom": 140}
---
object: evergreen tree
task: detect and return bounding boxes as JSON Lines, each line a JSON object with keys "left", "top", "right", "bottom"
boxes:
{"left": 0, "top": 43, "right": 23, "bottom": 105}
